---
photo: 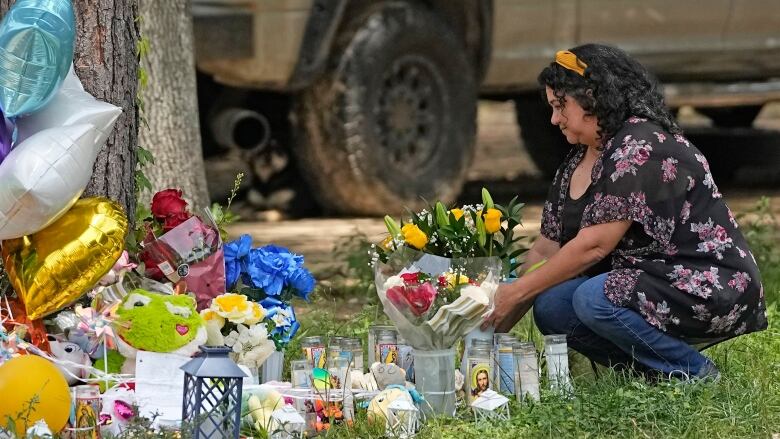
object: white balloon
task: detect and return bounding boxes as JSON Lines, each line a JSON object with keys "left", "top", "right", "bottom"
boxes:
{"left": 0, "top": 124, "right": 100, "bottom": 239}
{"left": 16, "top": 65, "right": 122, "bottom": 147}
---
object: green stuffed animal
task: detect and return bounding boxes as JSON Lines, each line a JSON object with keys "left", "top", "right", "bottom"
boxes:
{"left": 114, "top": 289, "right": 206, "bottom": 374}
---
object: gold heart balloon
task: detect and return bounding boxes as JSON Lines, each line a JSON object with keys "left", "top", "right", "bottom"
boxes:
{"left": 1, "top": 197, "right": 128, "bottom": 320}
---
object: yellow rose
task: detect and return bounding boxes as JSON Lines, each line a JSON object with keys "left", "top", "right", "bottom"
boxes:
{"left": 450, "top": 208, "right": 464, "bottom": 220}
{"left": 243, "top": 302, "right": 266, "bottom": 326}
{"left": 211, "top": 293, "right": 255, "bottom": 323}
{"left": 483, "top": 208, "right": 502, "bottom": 233}
{"left": 401, "top": 224, "right": 428, "bottom": 249}
{"left": 201, "top": 309, "right": 226, "bottom": 326}
{"left": 444, "top": 272, "right": 470, "bottom": 287}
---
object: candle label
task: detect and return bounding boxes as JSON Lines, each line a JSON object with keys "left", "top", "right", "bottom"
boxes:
{"left": 467, "top": 360, "right": 491, "bottom": 403}
{"left": 376, "top": 343, "right": 398, "bottom": 365}
{"left": 398, "top": 344, "right": 414, "bottom": 382}
{"left": 496, "top": 348, "right": 515, "bottom": 394}
{"left": 304, "top": 346, "right": 326, "bottom": 368}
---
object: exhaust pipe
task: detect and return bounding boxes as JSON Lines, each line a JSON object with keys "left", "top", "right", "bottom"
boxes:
{"left": 210, "top": 107, "right": 271, "bottom": 154}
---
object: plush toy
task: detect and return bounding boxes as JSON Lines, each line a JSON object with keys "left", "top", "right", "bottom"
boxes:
{"left": 48, "top": 336, "right": 92, "bottom": 385}
{"left": 367, "top": 386, "right": 416, "bottom": 424}
{"left": 99, "top": 386, "right": 136, "bottom": 437}
{"left": 114, "top": 289, "right": 206, "bottom": 374}
{"left": 92, "top": 350, "right": 125, "bottom": 392}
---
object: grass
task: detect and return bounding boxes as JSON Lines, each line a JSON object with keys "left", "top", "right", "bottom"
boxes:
{"left": 280, "top": 197, "right": 780, "bottom": 439}
{"left": 287, "top": 299, "right": 779, "bottom": 439}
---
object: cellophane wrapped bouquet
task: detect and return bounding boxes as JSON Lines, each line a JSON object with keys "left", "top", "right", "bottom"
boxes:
{"left": 373, "top": 189, "right": 526, "bottom": 350}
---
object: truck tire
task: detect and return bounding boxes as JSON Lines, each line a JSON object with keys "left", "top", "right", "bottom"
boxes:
{"left": 514, "top": 93, "right": 572, "bottom": 179}
{"left": 291, "top": 2, "right": 477, "bottom": 215}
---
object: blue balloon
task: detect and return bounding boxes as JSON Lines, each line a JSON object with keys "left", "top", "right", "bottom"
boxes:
{"left": 0, "top": 0, "right": 75, "bottom": 117}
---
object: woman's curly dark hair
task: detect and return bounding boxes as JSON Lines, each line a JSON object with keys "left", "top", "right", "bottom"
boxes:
{"left": 538, "top": 43, "right": 681, "bottom": 145}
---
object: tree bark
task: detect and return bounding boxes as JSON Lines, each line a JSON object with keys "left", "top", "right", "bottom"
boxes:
{"left": 0, "top": 0, "right": 140, "bottom": 222}
{"left": 138, "top": 0, "right": 210, "bottom": 212}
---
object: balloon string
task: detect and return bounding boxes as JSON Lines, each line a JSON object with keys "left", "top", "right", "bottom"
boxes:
{"left": 20, "top": 341, "right": 132, "bottom": 387}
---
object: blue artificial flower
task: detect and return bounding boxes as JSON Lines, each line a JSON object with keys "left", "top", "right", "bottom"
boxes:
{"left": 288, "top": 267, "right": 316, "bottom": 301}
{"left": 242, "top": 246, "right": 297, "bottom": 295}
{"left": 223, "top": 234, "right": 252, "bottom": 289}
{"left": 263, "top": 245, "right": 304, "bottom": 266}
{"left": 262, "top": 299, "right": 298, "bottom": 345}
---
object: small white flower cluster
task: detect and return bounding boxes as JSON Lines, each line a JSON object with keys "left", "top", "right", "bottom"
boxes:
{"left": 224, "top": 323, "right": 276, "bottom": 369}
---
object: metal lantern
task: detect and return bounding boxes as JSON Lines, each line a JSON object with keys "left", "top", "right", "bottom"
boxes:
{"left": 385, "top": 398, "right": 419, "bottom": 439}
{"left": 269, "top": 405, "right": 306, "bottom": 439}
{"left": 181, "top": 346, "right": 247, "bottom": 439}
{"left": 470, "top": 389, "right": 510, "bottom": 422}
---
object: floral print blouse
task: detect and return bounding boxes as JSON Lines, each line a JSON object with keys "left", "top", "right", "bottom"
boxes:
{"left": 540, "top": 117, "right": 768, "bottom": 342}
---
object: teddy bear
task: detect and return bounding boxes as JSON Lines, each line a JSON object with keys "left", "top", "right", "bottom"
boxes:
{"left": 113, "top": 289, "right": 206, "bottom": 374}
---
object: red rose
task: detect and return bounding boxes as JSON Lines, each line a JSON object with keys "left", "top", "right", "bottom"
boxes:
{"left": 139, "top": 250, "right": 164, "bottom": 280}
{"left": 162, "top": 211, "right": 192, "bottom": 233}
{"left": 385, "top": 283, "right": 436, "bottom": 317}
{"left": 405, "top": 283, "right": 436, "bottom": 316}
{"left": 400, "top": 272, "right": 421, "bottom": 284}
{"left": 151, "top": 189, "right": 189, "bottom": 220}
{"left": 386, "top": 286, "right": 409, "bottom": 311}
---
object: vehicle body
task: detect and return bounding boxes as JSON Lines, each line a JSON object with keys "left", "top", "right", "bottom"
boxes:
{"left": 193, "top": 0, "right": 780, "bottom": 214}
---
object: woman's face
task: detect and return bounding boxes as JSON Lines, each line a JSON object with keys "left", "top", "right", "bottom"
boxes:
{"left": 545, "top": 86, "right": 600, "bottom": 148}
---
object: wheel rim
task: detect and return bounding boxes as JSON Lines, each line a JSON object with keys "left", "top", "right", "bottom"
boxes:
{"left": 374, "top": 55, "right": 445, "bottom": 170}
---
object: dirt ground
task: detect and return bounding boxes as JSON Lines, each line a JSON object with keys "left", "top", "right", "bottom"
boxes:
{"left": 227, "top": 101, "right": 780, "bottom": 274}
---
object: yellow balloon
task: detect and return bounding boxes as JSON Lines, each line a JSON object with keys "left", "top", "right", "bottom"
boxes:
{"left": 2, "top": 197, "right": 128, "bottom": 320}
{"left": 0, "top": 355, "right": 72, "bottom": 434}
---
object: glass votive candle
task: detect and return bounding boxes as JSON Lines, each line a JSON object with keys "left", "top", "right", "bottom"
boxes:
{"left": 513, "top": 341, "right": 540, "bottom": 402}
{"left": 544, "top": 334, "right": 573, "bottom": 394}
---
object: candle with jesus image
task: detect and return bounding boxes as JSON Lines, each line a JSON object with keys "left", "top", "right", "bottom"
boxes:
{"left": 467, "top": 344, "right": 492, "bottom": 403}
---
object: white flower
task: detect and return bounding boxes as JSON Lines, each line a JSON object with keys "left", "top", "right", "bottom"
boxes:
{"left": 224, "top": 323, "right": 276, "bottom": 368}
{"left": 271, "top": 308, "right": 292, "bottom": 328}
{"left": 383, "top": 275, "right": 405, "bottom": 290}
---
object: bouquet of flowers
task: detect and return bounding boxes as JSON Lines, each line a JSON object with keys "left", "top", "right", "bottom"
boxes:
{"left": 220, "top": 234, "right": 315, "bottom": 351}
{"left": 373, "top": 189, "right": 526, "bottom": 350}
{"left": 374, "top": 188, "right": 526, "bottom": 278}
{"left": 136, "top": 189, "right": 226, "bottom": 310}
{"left": 200, "top": 293, "right": 276, "bottom": 369}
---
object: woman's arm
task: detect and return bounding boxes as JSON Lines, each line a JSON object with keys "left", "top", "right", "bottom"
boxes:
{"left": 517, "top": 235, "right": 560, "bottom": 275}
{"left": 485, "top": 219, "right": 632, "bottom": 330}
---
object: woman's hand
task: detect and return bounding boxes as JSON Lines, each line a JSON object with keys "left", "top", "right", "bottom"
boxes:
{"left": 481, "top": 280, "right": 533, "bottom": 331}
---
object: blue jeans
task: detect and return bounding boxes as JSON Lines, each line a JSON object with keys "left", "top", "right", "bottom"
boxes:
{"left": 533, "top": 274, "right": 713, "bottom": 377}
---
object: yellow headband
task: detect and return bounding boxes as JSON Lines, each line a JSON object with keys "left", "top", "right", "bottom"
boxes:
{"left": 555, "top": 50, "right": 587, "bottom": 76}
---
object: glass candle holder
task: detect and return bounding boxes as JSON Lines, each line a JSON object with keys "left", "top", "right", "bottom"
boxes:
{"left": 301, "top": 335, "right": 326, "bottom": 369}
{"left": 466, "top": 344, "right": 492, "bottom": 403}
{"left": 495, "top": 335, "right": 517, "bottom": 394}
{"left": 513, "top": 341, "right": 540, "bottom": 402}
{"left": 375, "top": 329, "right": 398, "bottom": 365}
{"left": 367, "top": 325, "right": 395, "bottom": 366}
{"left": 544, "top": 334, "right": 573, "bottom": 394}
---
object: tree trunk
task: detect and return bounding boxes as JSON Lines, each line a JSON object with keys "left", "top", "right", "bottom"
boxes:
{"left": 138, "top": 0, "right": 210, "bottom": 212}
{"left": 0, "top": 0, "right": 140, "bottom": 222}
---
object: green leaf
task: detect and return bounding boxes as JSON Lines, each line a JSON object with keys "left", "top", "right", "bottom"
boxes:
{"left": 476, "top": 215, "right": 487, "bottom": 247}
{"left": 435, "top": 202, "right": 450, "bottom": 227}
{"left": 384, "top": 215, "right": 402, "bottom": 239}
{"left": 482, "top": 187, "right": 494, "bottom": 210}
{"left": 136, "top": 146, "right": 155, "bottom": 166}
{"left": 135, "top": 172, "right": 152, "bottom": 194}
{"left": 524, "top": 259, "right": 547, "bottom": 275}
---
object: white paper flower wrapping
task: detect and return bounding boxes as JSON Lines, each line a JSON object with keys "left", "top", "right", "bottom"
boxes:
{"left": 375, "top": 248, "right": 501, "bottom": 350}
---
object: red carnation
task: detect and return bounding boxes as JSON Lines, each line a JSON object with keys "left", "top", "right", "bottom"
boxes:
{"left": 151, "top": 189, "right": 189, "bottom": 220}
